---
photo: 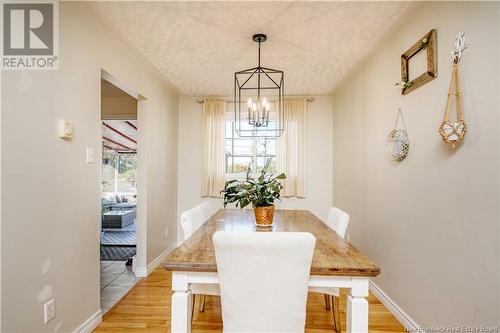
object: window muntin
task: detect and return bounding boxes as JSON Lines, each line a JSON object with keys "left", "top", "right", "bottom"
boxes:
{"left": 225, "top": 113, "right": 277, "bottom": 175}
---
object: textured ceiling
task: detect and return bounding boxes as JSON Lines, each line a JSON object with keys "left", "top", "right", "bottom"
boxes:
{"left": 94, "top": 2, "right": 411, "bottom": 96}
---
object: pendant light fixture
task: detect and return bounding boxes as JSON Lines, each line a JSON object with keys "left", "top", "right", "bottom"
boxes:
{"left": 234, "top": 33, "right": 284, "bottom": 137}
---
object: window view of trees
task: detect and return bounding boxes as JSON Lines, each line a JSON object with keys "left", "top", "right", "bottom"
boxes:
{"left": 225, "top": 119, "right": 276, "bottom": 175}
{"left": 101, "top": 151, "right": 137, "bottom": 193}
{"left": 118, "top": 153, "right": 137, "bottom": 188}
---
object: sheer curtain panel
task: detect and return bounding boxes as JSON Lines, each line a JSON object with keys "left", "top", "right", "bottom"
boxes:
{"left": 277, "top": 99, "right": 307, "bottom": 198}
{"left": 201, "top": 99, "right": 226, "bottom": 197}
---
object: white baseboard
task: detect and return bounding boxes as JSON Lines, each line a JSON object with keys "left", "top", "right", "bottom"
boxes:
{"left": 73, "top": 309, "right": 102, "bottom": 333}
{"left": 147, "top": 247, "right": 175, "bottom": 275}
{"left": 134, "top": 266, "right": 148, "bottom": 277}
{"left": 134, "top": 247, "right": 175, "bottom": 278}
{"left": 369, "top": 281, "right": 420, "bottom": 331}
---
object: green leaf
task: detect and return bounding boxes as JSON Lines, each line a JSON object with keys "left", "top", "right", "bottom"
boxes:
{"left": 263, "top": 158, "right": 272, "bottom": 172}
{"left": 220, "top": 172, "right": 287, "bottom": 209}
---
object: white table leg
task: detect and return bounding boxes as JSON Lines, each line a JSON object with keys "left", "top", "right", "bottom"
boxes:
{"left": 347, "top": 278, "right": 369, "bottom": 333}
{"left": 171, "top": 272, "right": 192, "bottom": 333}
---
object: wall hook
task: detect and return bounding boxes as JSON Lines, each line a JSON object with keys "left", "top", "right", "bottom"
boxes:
{"left": 451, "top": 32, "right": 467, "bottom": 63}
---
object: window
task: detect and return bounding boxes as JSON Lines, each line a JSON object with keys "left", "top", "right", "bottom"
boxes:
{"left": 101, "top": 152, "right": 137, "bottom": 193}
{"left": 117, "top": 153, "right": 137, "bottom": 192}
{"left": 225, "top": 115, "right": 276, "bottom": 175}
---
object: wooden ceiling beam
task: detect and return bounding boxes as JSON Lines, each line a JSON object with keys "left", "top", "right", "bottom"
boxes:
{"left": 102, "top": 136, "right": 134, "bottom": 151}
{"left": 102, "top": 122, "right": 137, "bottom": 144}
{"left": 125, "top": 120, "right": 137, "bottom": 130}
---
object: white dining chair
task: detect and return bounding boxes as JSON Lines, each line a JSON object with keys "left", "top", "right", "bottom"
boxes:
{"left": 213, "top": 231, "right": 316, "bottom": 333}
{"left": 309, "top": 206, "right": 350, "bottom": 333}
{"left": 199, "top": 201, "right": 216, "bottom": 221}
{"left": 180, "top": 204, "right": 205, "bottom": 240}
{"left": 180, "top": 202, "right": 220, "bottom": 315}
{"left": 326, "top": 206, "right": 349, "bottom": 239}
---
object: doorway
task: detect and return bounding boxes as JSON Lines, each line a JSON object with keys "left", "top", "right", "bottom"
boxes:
{"left": 99, "top": 76, "right": 139, "bottom": 314}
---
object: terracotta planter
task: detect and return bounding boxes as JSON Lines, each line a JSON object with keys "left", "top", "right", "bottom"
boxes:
{"left": 253, "top": 205, "right": 275, "bottom": 227}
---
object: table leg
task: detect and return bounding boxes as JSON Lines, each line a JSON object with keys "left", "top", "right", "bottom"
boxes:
{"left": 171, "top": 272, "right": 192, "bottom": 333}
{"left": 346, "top": 278, "right": 369, "bottom": 333}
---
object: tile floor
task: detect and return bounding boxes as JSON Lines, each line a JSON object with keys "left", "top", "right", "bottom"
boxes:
{"left": 100, "top": 260, "right": 140, "bottom": 314}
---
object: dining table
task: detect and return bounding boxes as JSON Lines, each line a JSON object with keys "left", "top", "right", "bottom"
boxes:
{"left": 163, "top": 209, "right": 381, "bottom": 333}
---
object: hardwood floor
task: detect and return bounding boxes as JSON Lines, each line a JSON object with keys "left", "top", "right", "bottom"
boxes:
{"left": 94, "top": 268, "right": 405, "bottom": 333}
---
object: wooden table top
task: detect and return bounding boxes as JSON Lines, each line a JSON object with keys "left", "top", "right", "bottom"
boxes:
{"left": 164, "top": 209, "right": 381, "bottom": 277}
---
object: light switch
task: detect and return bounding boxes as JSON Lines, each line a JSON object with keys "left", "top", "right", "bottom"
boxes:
{"left": 58, "top": 119, "right": 73, "bottom": 139}
{"left": 86, "top": 147, "right": 94, "bottom": 164}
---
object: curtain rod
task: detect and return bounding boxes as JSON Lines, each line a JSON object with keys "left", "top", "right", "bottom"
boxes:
{"left": 195, "top": 97, "right": 315, "bottom": 104}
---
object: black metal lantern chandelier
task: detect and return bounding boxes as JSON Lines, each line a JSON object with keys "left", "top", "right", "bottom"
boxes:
{"left": 234, "top": 33, "right": 284, "bottom": 137}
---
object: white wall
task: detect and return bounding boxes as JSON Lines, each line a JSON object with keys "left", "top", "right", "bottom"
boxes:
{"left": 101, "top": 95, "right": 137, "bottom": 120}
{"left": 177, "top": 96, "right": 333, "bottom": 243}
{"left": 1, "top": 3, "right": 178, "bottom": 332}
{"left": 332, "top": 2, "right": 499, "bottom": 327}
{"left": 498, "top": 4, "right": 500, "bottom": 323}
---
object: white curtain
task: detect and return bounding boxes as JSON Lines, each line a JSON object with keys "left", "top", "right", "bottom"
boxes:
{"left": 277, "top": 99, "right": 307, "bottom": 198}
{"left": 201, "top": 99, "right": 226, "bottom": 197}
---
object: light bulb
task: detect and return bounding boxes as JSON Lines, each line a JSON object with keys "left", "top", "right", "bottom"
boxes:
{"left": 265, "top": 102, "right": 271, "bottom": 111}
{"left": 247, "top": 98, "right": 252, "bottom": 108}
{"left": 252, "top": 103, "right": 257, "bottom": 111}
{"left": 261, "top": 97, "right": 267, "bottom": 107}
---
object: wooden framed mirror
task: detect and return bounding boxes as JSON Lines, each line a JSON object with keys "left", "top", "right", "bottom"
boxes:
{"left": 400, "top": 29, "right": 437, "bottom": 95}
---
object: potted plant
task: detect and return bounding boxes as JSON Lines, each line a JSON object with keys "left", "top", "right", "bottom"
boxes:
{"left": 221, "top": 160, "right": 286, "bottom": 227}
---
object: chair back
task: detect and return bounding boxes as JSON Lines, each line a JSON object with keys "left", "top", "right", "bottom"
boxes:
{"left": 180, "top": 204, "right": 206, "bottom": 241}
{"left": 199, "top": 201, "right": 215, "bottom": 220}
{"left": 213, "top": 231, "right": 316, "bottom": 333}
{"left": 327, "top": 207, "right": 350, "bottom": 239}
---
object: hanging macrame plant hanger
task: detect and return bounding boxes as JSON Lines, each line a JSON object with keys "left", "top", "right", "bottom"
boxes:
{"left": 439, "top": 32, "right": 468, "bottom": 148}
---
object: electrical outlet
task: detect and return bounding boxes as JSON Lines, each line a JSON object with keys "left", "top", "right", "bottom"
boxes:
{"left": 44, "top": 299, "right": 55, "bottom": 323}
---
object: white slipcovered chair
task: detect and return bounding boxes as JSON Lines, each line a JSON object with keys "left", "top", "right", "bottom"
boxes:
{"left": 198, "top": 201, "right": 215, "bottom": 221}
{"left": 180, "top": 202, "right": 220, "bottom": 314}
{"left": 309, "top": 206, "right": 350, "bottom": 333}
{"left": 180, "top": 201, "right": 216, "bottom": 240}
{"left": 180, "top": 204, "right": 205, "bottom": 240}
{"left": 326, "top": 207, "right": 349, "bottom": 239}
{"left": 213, "top": 231, "right": 316, "bottom": 333}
